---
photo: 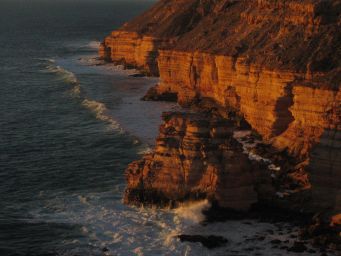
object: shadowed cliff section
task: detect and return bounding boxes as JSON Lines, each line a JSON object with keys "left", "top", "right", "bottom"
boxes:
{"left": 100, "top": 0, "right": 341, "bottom": 245}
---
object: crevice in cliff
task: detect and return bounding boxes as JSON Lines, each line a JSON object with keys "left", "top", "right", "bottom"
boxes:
{"left": 272, "top": 82, "right": 295, "bottom": 137}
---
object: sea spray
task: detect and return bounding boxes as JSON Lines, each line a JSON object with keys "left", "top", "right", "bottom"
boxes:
{"left": 173, "top": 200, "right": 211, "bottom": 224}
{"left": 163, "top": 200, "right": 211, "bottom": 248}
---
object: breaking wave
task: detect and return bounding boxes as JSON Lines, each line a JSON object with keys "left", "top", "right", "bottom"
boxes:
{"left": 82, "top": 99, "right": 122, "bottom": 132}
{"left": 173, "top": 200, "right": 211, "bottom": 224}
{"left": 87, "top": 40, "right": 101, "bottom": 49}
{"left": 40, "top": 59, "right": 124, "bottom": 132}
{"left": 42, "top": 59, "right": 79, "bottom": 85}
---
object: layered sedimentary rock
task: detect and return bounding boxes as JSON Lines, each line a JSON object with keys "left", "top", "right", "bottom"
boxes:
{"left": 99, "top": 31, "right": 170, "bottom": 76}
{"left": 124, "top": 112, "right": 271, "bottom": 210}
{"left": 156, "top": 51, "right": 299, "bottom": 141}
{"left": 101, "top": 0, "right": 341, "bottom": 220}
{"left": 273, "top": 86, "right": 341, "bottom": 156}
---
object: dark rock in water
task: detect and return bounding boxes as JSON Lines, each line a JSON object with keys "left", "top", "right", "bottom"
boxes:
{"left": 270, "top": 239, "right": 282, "bottom": 244}
{"left": 288, "top": 241, "right": 307, "bottom": 253}
{"left": 244, "top": 247, "right": 255, "bottom": 252}
{"left": 130, "top": 73, "right": 146, "bottom": 77}
{"left": 177, "top": 234, "right": 228, "bottom": 249}
{"left": 301, "top": 215, "right": 341, "bottom": 251}
{"left": 141, "top": 86, "right": 178, "bottom": 102}
{"left": 267, "top": 229, "right": 275, "bottom": 235}
{"left": 256, "top": 236, "right": 265, "bottom": 241}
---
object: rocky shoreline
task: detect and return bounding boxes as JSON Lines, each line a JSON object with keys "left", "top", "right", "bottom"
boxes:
{"left": 123, "top": 104, "right": 340, "bottom": 252}
{"left": 99, "top": 0, "right": 341, "bottom": 253}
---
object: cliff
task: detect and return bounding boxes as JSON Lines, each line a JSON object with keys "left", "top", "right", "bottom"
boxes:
{"left": 100, "top": 0, "right": 341, "bottom": 239}
{"left": 125, "top": 112, "right": 272, "bottom": 210}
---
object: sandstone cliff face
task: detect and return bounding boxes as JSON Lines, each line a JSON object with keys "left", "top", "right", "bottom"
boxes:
{"left": 156, "top": 51, "right": 341, "bottom": 157}
{"left": 157, "top": 51, "right": 299, "bottom": 142}
{"left": 124, "top": 112, "right": 271, "bottom": 210}
{"left": 101, "top": 0, "right": 341, "bottom": 219}
{"left": 273, "top": 86, "right": 341, "bottom": 156}
{"left": 99, "top": 31, "right": 170, "bottom": 76}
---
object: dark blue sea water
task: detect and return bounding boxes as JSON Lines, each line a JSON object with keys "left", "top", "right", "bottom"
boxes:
{"left": 0, "top": 1, "right": 336, "bottom": 256}
{"left": 0, "top": 1, "right": 184, "bottom": 255}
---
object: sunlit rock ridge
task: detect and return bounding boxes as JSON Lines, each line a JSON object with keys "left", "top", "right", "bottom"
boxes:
{"left": 100, "top": 0, "right": 341, "bottom": 230}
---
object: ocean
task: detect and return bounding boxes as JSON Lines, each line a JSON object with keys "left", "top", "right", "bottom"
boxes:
{"left": 0, "top": 1, "right": 335, "bottom": 256}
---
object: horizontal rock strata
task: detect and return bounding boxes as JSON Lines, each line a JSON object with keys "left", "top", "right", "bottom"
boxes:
{"left": 101, "top": 0, "right": 341, "bottom": 227}
{"left": 99, "top": 31, "right": 171, "bottom": 76}
{"left": 124, "top": 112, "right": 273, "bottom": 210}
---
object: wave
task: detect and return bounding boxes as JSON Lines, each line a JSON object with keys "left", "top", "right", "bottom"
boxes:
{"left": 78, "top": 56, "right": 105, "bottom": 67}
{"left": 137, "top": 146, "right": 153, "bottom": 155}
{"left": 28, "top": 190, "right": 321, "bottom": 256}
{"left": 173, "top": 200, "right": 211, "bottom": 224}
{"left": 42, "top": 60, "right": 79, "bottom": 85}
{"left": 48, "top": 66, "right": 78, "bottom": 85}
{"left": 82, "top": 99, "right": 122, "bottom": 132}
{"left": 70, "top": 84, "right": 82, "bottom": 96}
{"left": 39, "top": 59, "right": 84, "bottom": 98}
{"left": 87, "top": 40, "right": 101, "bottom": 50}
{"left": 36, "top": 58, "right": 56, "bottom": 63}
{"left": 38, "top": 59, "right": 125, "bottom": 132}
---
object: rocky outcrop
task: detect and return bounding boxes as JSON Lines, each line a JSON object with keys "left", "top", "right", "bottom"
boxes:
{"left": 101, "top": 0, "right": 341, "bottom": 225}
{"left": 124, "top": 112, "right": 273, "bottom": 210}
{"left": 99, "top": 31, "right": 171, "bottom": 76}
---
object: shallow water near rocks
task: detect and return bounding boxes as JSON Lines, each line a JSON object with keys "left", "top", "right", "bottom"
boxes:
{"left": 0, "top": 1, "right": 337, "bottom": 255}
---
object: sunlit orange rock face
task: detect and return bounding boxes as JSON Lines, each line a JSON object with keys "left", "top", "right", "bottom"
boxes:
{"left": 157, "top": 51, "right": 298, "bottom": 141}
{"left": 101, "top": 0, "right": 341, "bottom": 216}
{"left": 124, "top": 112, "right": 270, "bottom": 210}
{"left": 100, "top": 31, "right": 171, "bottom": 76}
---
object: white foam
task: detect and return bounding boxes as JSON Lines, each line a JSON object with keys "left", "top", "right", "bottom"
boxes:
{"left": 87, "top": 40, "right": 101, "bottom": 49}
{"left": 78, "top": 56, "right": 105, "bottom": 66}
{"left": 43, "top": 62, "right": 79, "bottom": 85}
{"left": 233, "top": 130, "right": 286, "bottom": 199}
{"left": 36, "top": 58, "right": 55, "bottom": 63}
{"left": 29, "top": 54, "right": 327, "bottom": 255}
{"left": 78, "top": 195, "right": 89, "bottom": 205}
{"left": 137, "top": 146, "right": 153, "bottom": 155}
{"left": 173, "top": 200, "right": 211, "bottom": 224}
{"left": 268, "top": 164, "right": 281, "bottom": 172}
{"left": 40, "top": 59, "right": 81, "bottom": 97}
{"left": 82, "top": 99, "right": 122, "bottom": 132}
{"left": 233, "top": 130, "right": 279, "bottom": 166}
{"left": 27, "top": 190, "right": 327, "bottom": 256}
{"left": 70, "top": 84, "right": 82, "bottom": 96}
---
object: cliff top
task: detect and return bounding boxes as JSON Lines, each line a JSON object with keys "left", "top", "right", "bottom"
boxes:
{"left": 121, "top": 0, "right": 341, "bottom": 87}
